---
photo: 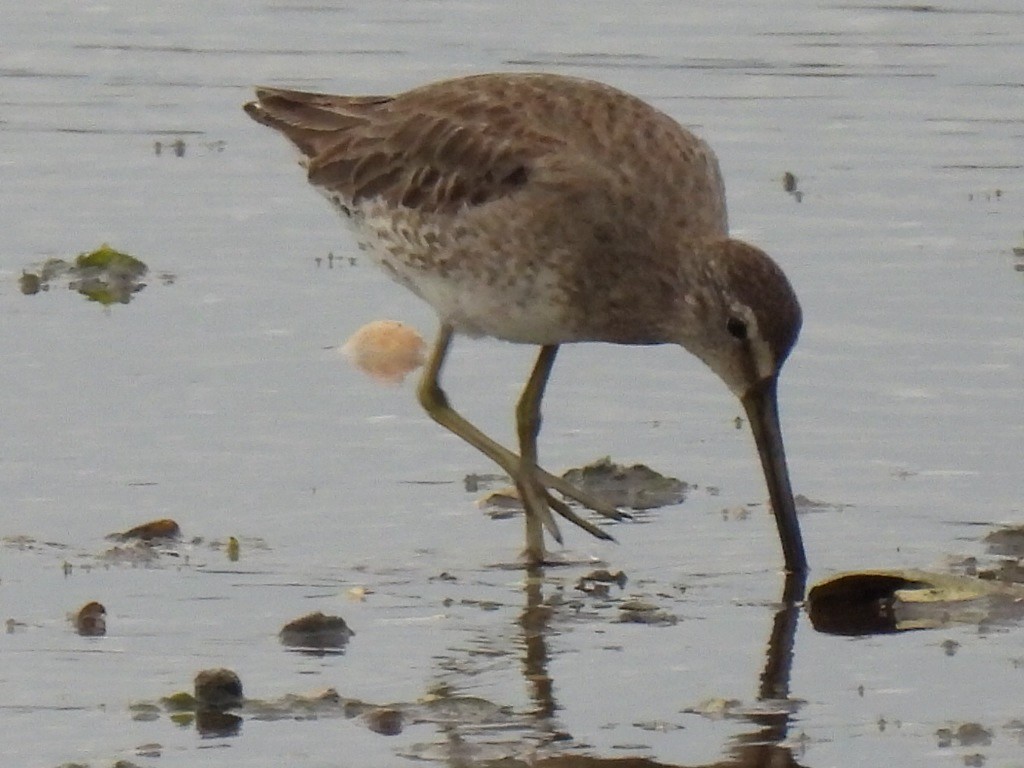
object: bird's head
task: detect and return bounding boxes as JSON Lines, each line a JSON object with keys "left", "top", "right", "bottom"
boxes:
{"left": 675, "top": 237, "right": 801, "bottom": 400}
{"left": 674, "top": 237, "right": 807, "bottom": 575}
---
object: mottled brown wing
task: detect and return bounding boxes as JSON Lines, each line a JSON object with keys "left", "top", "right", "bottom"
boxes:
{"left": 246, "top": 87, "right": 562, "bottom": 215}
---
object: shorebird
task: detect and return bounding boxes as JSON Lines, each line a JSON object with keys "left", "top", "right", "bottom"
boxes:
{"left": 244, "top": 73, "right": 807, "bottom": 574}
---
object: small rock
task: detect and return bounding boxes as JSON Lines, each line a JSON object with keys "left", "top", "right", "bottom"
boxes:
{"left": 74, "top": 601, "right": 107, "bottom": 636}
{"left": 110, "top": 518, "right": 181, "bottom": 542}
{"left": 279, "top": 611, "right": 354, "bottom": 649}
{"left": 365, "top": 707, "right": 404, "bottom": 735}
{"left": 955, "top": 722, "right": 992, "bottom": 747}
{"left": 194, "top": 668, "right": 243, "bottom": 710}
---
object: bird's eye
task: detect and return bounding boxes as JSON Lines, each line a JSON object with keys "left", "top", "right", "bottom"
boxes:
{"left": 726, "top": 316, "right": 748, "bottom": 340}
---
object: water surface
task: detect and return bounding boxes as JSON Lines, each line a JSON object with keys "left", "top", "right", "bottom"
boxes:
{"left": 2, "top": 1, "right": 1022, "bottom": 766}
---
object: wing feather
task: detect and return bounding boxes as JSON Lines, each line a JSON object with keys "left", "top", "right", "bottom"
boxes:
{"left": 247, "top": 86, "right": 562, "bottom": 214}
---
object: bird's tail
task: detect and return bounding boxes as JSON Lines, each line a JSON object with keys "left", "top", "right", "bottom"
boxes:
{"left": 244, "top": 87, "right": 390, "bottom": 158}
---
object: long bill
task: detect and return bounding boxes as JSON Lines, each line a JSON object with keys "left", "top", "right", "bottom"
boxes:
{"left": 741, "top": 376, "right": 808, "bottom": 577}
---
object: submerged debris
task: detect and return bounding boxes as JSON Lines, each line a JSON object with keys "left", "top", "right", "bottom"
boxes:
{"left": 562, "top": 457, "right": 689, "bottom": 510}
{"left": 686, "top": 697, "right": 743, "bottom": 719}
{"left": 794, "top": 494, "right": 851, "bottom": 513}
{"left": 18, "top": 271, "right": 41, "bottom": 294}
{"left": 576, "top": 569, "right": 628, "bottom": 597}
{"left": 416, "top": 692, "right": 515, "bottom": 725}
{"left": 476, "top": 486, "right": 523, "bottom": 518}
{"left": 99, "top": 542, "right": 164, "bottom": 566}
{"left": 616, "top": 598, "right": 678, "bottom": 626}
{"left": 463, "top": 473, "right": 506, "bottom": 493}
{"left": 580, "top": 569, "right": 627, "bottom": 587}
{"left": 782, "top": 170, "right": 803, "bottom": 202}
{"left": 154, "top": 137, "right": 187, "bottom": 157}
{"left": 18, "top": 256, "right": 73, "bottom": 295}
{"left": 138, "top": 679, "right": 520, "bottom": 742}
{"left": 1013, "top": 235, "right": 1024, "bottom": 273}
{"left": 984, "top": 525, "right": 1024, "bottom": 559}
{"left": 6, "top": 618, "right": 27, "bottom": 634}
{"left": 977, "top": 559, "right": 1024, "bottom": 584}
{"left": 684, "top": 696, "right": 799, "bottom": 721}
{"left": 936, "top": 722, "right": 994, "bottom": 749}
{"left": 477, "top": 459, "right": 686, "bottom": 516}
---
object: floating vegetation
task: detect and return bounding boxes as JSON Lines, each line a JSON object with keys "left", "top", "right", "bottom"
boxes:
{"left": 616, "top": 598, "right": 678, "bottom": 626}
{"left": 983, "top": 525, "right": 1024, "bottom": 559}
{"left": 135, "top": 677, "right": 518, "bottom": 740}
{"left": 18, "top": 244, "right": 161, "bottom": 306}
{"left": 477, "top": 459, "right": 686, "bottom": 517}
{"left": 477, "top": 485, "right": 523, "bottom": 518}
{"left": 575, "top": 569, "right": 628, "bottom": 598}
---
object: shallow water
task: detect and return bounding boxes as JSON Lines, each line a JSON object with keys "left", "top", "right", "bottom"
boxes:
{"left": 2, "top": 1, "right": 1023, "bottom": 766}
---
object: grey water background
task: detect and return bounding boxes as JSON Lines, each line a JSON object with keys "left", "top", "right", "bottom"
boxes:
{"left": 2, "top": 1, "right": 1022, "bottom": 766}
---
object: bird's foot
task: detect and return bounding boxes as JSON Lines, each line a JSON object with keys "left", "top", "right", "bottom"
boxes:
{"left": 532, "top": 466, "right": 631, "bottom": 523}
{"left": 515, "top": 470, "right": 617, "bottom": 563}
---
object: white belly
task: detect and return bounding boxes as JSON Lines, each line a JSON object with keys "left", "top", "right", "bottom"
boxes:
{"left": 330, "top": 193, "right": 577, "bottom": 344}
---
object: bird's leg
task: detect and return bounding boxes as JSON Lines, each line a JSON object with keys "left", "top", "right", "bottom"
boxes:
{"left": 417, "top": 326, "right": 624, "bottom": 544}
{"left": 515, "top": 345, "right": 560, "bottom": 563}
{"left": 417, "top": 326, "right": 562, "bottom": 548}
{"left": 513, "top": 346, "right": 621, "bottom": 541}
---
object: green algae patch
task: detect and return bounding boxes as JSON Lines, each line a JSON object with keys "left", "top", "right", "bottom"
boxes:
{"left": 160, "top": 691, "right": 198, "bottom": 711}
{"left": 71, "top": 244, "right": 148, "bottom": 305}
{"left": 18, "top": 244, "right": 166, "bottom": 306}
{"left": 74, "top": 244, "right": 145, "bottom": 273}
